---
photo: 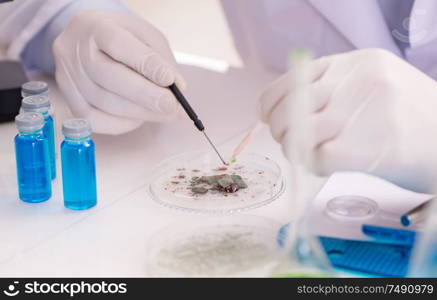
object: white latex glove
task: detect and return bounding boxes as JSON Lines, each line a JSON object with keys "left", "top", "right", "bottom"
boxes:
{"left": 53, "top": 11, "right": 186, "bottom": 135}
{"left": 260, "top": 48, "right": 437, "bottom": 193}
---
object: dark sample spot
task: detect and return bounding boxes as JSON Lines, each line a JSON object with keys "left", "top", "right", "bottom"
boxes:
{"left": 192, "top": 187, "right": 208, "bottom": 194}
{"left": 231, "top": 175, "right": 248, "bottom": 189}
{"left": 178, "top": 175, "right": 186, "bottom": 179}
{"left": 218, "top": 175, "right": 234, "bottom": 188}
{"left": 224, "top": 183, "right": 239, "bottom": 193}
{"left": 171, "top": 181, "right": 180, "bottom": 184}
{"left": 189, "top": 173, "right": 248, "bottom": 196}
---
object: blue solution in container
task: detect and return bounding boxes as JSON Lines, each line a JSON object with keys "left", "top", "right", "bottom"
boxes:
{"left": 61, "top": 119, "right": 97, "bottom": 210}
{"left": 43, "top": 114, "right": 56, "bottom": 179}
{"left": 21, "top": 95, "right": 56, "bottom": 179}
{"left": 277, "top": 223, "right": 411, "bottom": 277}
{"left": 14, "top": 112, "right": 52, "bottom": 203}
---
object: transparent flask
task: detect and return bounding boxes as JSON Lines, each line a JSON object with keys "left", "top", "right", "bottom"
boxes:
{"left": 21, "top": 95, "right": 56, "bottom": 180}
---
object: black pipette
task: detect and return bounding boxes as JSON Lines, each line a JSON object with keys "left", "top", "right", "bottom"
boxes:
{"left": 168, "top": 83, "right": 227, "bottom": 165}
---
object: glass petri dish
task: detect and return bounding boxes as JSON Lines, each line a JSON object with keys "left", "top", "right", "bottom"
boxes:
{"left": 146, "top": 215, "right": 281, "bottom": 277}
{"left": 148, "top": 151, "right": 285, "bottom": 214}
{"left": 325, "top": 195, "right": 379, "bottom": 220}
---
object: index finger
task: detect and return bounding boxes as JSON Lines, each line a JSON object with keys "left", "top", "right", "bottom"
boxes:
{"left": 94, "top": 21, "right": 176, "bottom": 87}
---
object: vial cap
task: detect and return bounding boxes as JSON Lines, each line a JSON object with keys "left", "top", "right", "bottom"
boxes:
{"left": 21, "top": 95, "right": 50, "bottom": 113}
{"left": 21, "top": 81, "right": 49, "bottom": 97}
{"left": 15, "top": 112, "right": 44, "bottom": 132}
{"left": 62, "top": 119, "right": 92, "bottom": 138}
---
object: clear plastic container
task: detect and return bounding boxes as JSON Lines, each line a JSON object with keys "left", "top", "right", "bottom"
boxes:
{"left": 324, "top": 195, "right": 401, "bottom": 226}
{"left": 146, "top": 215, "right": 281, "bottom": 277}
{"left": 148, "top": 152, "right": 285, "bottom": 214}
{"left": 326, "top": 195, "right": 379, "bottom": 219}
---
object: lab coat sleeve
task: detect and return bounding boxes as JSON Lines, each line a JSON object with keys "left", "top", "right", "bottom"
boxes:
{"left": 0, "top": 0, "right": 129, "bottom": 74}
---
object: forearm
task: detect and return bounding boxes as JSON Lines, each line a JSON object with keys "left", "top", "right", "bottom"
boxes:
{"left": 2, "top": 0, "right": 130, "bottom": 74}
{"left": 0, "top": 0, "right": 76, "bottom": 61}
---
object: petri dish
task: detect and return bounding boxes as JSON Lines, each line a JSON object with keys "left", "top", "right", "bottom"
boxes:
{"left": 325, "top": 195, "right": 379, "bottom": 220}
{"left": 148, "top": 151, "right": 285, "bottom": 214}
{"left": 146, "top": 215, "right": 281, "bottom": 277}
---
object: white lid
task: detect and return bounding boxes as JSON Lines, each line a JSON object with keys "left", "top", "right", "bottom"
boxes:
{"left": 21, "top": 81, "right": 49, "bottom": 97}
{"left": 62, "top": 119, "right": 92, "bottom": 138}
{"left": 21, "top": 95, "right": 50, "bottom": 113}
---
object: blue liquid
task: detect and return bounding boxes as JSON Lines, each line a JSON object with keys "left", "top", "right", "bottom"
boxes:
{"left": 43, "top": 115, "right": 56, "bottom": 180}
{"left": 14, "top": 132, "right": 52, "bottom": 203}
{"left": 61, "top": 138, "right": 97, "bottom": 210}
{"left": 412, "top": 235, "right": 437, "bottom": 277}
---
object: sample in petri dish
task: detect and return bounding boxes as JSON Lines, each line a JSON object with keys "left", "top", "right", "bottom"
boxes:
{"left": 148, "top": 152, "right": 285, "bottom": 214}
{"left": 325, "top": 195, "right": 379, "bottom": 220}
{"left": 146, "top": 215, "right": 281, "bottom": 277}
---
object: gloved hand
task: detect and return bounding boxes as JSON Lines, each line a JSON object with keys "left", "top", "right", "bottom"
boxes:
{"left": 53, "top": 11, "right": 186, "bottom": 135}
{"left": 260, "top": 48, "right": 437, "bottom": 193}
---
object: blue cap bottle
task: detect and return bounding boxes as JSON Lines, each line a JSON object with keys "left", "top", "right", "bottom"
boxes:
{"left": 61, "top": 119, "right": 97, "bottom": 210}
{"left": 14, "top": 112, "right": 52, "bottom": 203}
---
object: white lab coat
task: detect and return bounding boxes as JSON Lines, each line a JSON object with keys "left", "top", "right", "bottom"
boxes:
{"left": 1, "top": 0, "right": 437, "bottom": 77}
{"left": 221, "top": 0, "right": 437, "bottom": 77}
{"left": 0, "top": 0, "right": 74, "bottom": 60}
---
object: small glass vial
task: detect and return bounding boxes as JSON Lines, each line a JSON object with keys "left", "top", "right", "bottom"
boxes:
{"left": 21, "top": 95, "right": 56, "bottom": 180}
{"left": 14, "top": 112, "right": 52, "bottom": 203}
{"left": 21, "top": 81, "right": 49, "bottom": 98}
{"left": 61, "top": 119, "right": 97, "bottom": 210}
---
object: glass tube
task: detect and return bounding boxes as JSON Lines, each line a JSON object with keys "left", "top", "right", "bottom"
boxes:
{"left": 61, "top": 119, "right": 97, "bottom": 210}
{"left": 270, "top": 50, "right": 333, "bottom": 277}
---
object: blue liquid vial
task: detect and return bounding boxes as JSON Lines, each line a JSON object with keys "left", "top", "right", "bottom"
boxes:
{"left": 409, "top": 200, "right": 437, "bottom": 277}
{"left": 14, "top": 112, "right": 52, "bottom": 203}
{"left": 21, "top": 95, "right": 56, "bottom": 179}
{"left": 61, "top": 119, "right": 97, "bottom": 210}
